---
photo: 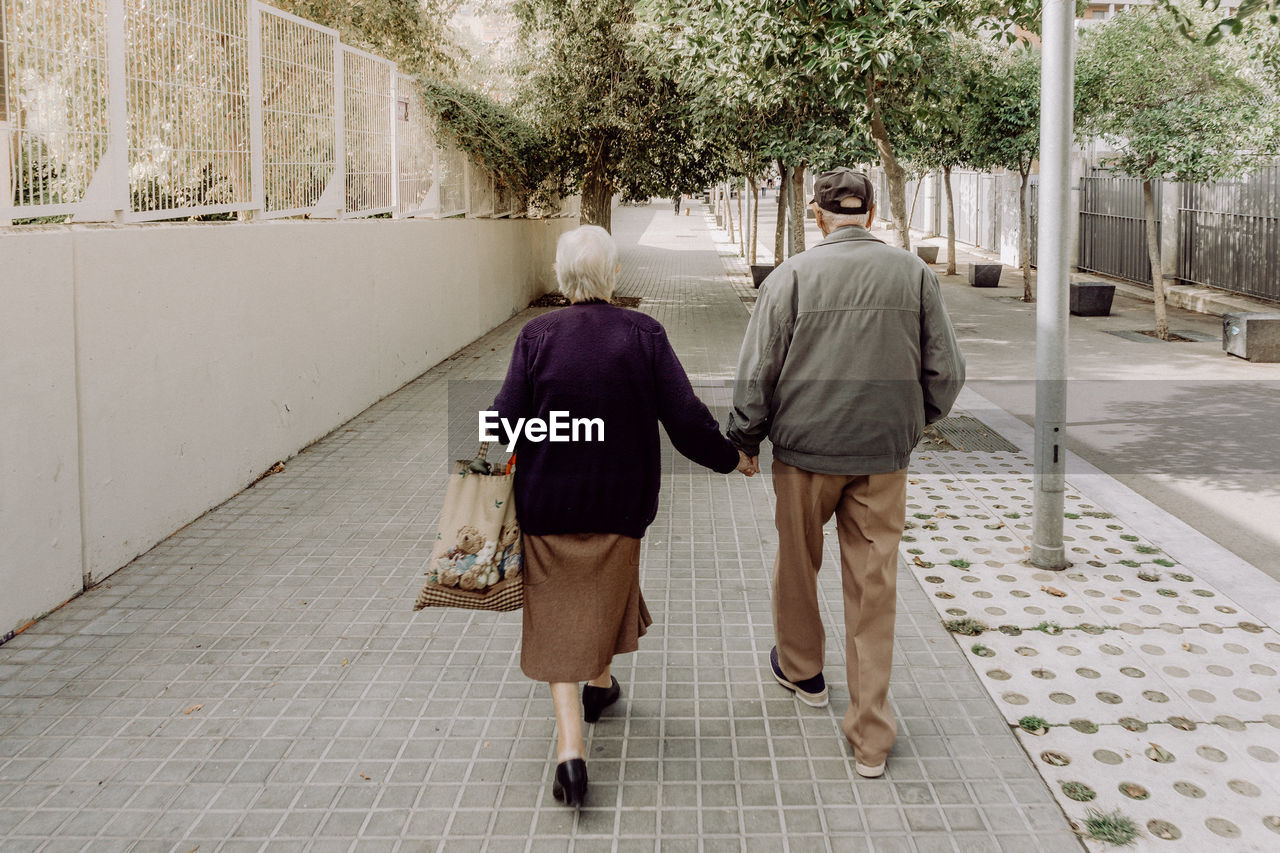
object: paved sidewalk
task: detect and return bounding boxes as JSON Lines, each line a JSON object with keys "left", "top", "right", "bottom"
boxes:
{"left": 0, "top": 201, "right": 1084, "bottom": 853}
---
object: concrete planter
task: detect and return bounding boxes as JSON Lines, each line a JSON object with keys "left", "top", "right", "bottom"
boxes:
{"left": 969, "top": 263, "right": 1002, "bottom": 288}
{"left": 916, "top": 246, "right": 939, "bottom": 264}
{"left": 750, "top": 264, "right": 775, "bottom": 289}
{"left": 1223, "top": 312, "right": 1280, "bottom": 362}
{"left": 1069, "top": 281, "right": 1116, "bottom": 316}
{"left": 715, "top": 214, "right": 723, "bottom": 228}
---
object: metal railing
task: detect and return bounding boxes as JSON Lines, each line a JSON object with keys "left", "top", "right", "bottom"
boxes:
{"left": 1178, "top": 162, "right": 1280, "bottom": 304}
{"left": 1077, "top": 171, "right": 1158, "bottom": 285}
{"left": 2, "top": 0, "right": 542, "bottom": 223}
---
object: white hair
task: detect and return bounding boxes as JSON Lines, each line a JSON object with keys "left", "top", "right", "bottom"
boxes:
{"left": 817, "top": 208, "right": 871, "bottom": 229}
{"left": 556, "top": 225, "right": 617, "bottom": 303}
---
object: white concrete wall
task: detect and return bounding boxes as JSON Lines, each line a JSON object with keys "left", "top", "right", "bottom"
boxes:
{"left": 0, "top": 231, "right": 85, "bottom": 638}
{"left": 0, "top": 216, "right": 572, "bottom": 637}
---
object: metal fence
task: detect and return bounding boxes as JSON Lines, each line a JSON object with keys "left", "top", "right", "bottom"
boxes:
{"left": 2, "top": 0, "right": 546, "bottom": 223}
{"left": 1077, "top": 171, "right": 1158, "bottom": 285}
{"left": 1178, "top": 162, "right": 1280, "bottom": 303}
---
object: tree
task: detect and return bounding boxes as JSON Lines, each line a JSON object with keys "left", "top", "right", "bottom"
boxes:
{"left": 640, "top": 0, "right": 1033, "bottom": 252}
{"left": 962, "top": 43, "right": 1041, "bottom": 301}
{"left": 885, "top": 36, "right": 984, "bottom": 275}
{"left": 639, "top": 1, "right": 879, "bottom": 260}
{"left": 1076, "top": 4, "right": 1280, "bottom": 338}
{"left": 514, "top": 0, "right": 731, "bottom": 231}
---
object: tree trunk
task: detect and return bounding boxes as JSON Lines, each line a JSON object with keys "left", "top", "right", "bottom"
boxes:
{"left": 723, "top": 181, "right": 735, "bottom": 245}
{"left": 944, "top": 166, "right": 956, "bottom": 275}
{"left": 776, "top": 161, "right": 788, "bottom": 263}
{"left": 865, "top": 82, "right": 910, "bottom": 250}
{"left": 789, "top": 162, "right": 806, "bottom": 254}
{"left": 1019, "top": 168, "right": 1034, "bottom": 303}
{"left": 580, "top": 165, "right": 612, "bottom": 232}
{"left": 908, "top": 177, "right": 924, "bottom": 230}
{"left": 737, "top": 178, "right": 745, "bottom": 256}
{"left": 1142, "top": 178, "right": 1169, "bottom": 340}
{"left": 750, "top": 181, "right": 759, "bottom": 264}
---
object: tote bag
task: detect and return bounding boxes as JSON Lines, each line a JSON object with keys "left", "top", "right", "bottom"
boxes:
{"left": 414, "top": 446, "right": 523, "bottom": 612}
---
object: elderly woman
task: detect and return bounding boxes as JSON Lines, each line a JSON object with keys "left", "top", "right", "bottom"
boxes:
{"left": 492, "top": 225, "right": 752, "bottom": 807}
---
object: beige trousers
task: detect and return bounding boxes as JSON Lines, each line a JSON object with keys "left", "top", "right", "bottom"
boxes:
{"left": 771, "top": 459, "right": 909, "bottom": 766}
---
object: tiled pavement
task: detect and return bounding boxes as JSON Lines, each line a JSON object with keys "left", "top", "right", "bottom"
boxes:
{"left": 0, "top": 201, "right": 1085, "bottom": 852}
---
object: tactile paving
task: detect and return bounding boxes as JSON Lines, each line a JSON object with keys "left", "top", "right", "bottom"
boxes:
{"left": 906, "top": 420, "right": 1280, "bottom": 851}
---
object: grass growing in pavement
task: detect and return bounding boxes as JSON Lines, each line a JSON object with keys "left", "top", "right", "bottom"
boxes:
{"left": 1134, "top": 544, "right": 1160, "bottom": 554}
{"left": 1081, "top": 807, "right": 1139, "bottom": 846}
{"left": 971, "top": 644, "right": 994, "bottom": 657}
{"left": 1031, "top": 621, "right": 1063, "bottom": 635}
{"left": 1061, "top": 781, "right": 1097, "bottom": 802}
{"left": 944, "top": 618, "right": 988, "bottom": 636}
{"left": 1153, "top": 558, "right": 1175, "bottom": 567}
{"left": 1137, "top": 570, "right": 1161, "bottom": 582}
{"left": 1018, "top": 715, "right": 1048, "bottom": 733}
{"left": 948, "top": 558, "right": 971, "bottom": 568}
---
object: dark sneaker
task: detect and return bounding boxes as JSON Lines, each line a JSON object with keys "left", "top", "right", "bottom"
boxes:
{"left": 769, "top": 646, "right": 829, "bottom": 707}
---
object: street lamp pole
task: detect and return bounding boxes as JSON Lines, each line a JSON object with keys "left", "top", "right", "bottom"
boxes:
{"left": 1032, "top": 0, "right": 1075, "bottom": 569}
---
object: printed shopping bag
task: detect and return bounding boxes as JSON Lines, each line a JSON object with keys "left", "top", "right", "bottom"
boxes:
{"left": 414, "top": 446, "right": 523, "bottom": 612}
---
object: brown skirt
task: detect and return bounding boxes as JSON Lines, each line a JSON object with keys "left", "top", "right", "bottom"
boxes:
{"left": 520, "top": 532, "right": 652, "bottom": 682}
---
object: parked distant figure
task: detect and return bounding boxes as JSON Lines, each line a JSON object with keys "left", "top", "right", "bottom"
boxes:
{"left": 726, "top": 168, "right": 965, "bottom": 779}
{"left": 491, "top": 225, "right": 755, "bottom": 808}
{"left": 673, "top": 195, "right": 682, "bottom": 215}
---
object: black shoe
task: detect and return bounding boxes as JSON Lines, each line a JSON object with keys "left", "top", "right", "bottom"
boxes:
{"left": 582, "top": 676, "right": 621, "bottom": 723}
{"left": 769, "top": 646, "right": 829, "bottom": 707}
{"left": 552, "top": 757, "right": 588, "bottom": 807}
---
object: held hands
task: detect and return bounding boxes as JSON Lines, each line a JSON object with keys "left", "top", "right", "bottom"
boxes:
{"left": 736, "top": 450, "right": 760, "bottom": 477}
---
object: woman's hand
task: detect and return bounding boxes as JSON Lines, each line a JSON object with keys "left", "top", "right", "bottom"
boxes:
{"left": 736, "top": 449, "right": 759, "bottom": 477}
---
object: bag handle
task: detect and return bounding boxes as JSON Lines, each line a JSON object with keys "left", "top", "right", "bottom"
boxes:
{"left": 463, "top": 443, "right": 492, "bottom": 475}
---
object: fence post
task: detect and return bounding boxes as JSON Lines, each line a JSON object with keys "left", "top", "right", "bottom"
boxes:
{"left": 465, "top": 151, "right": 476, "bottom": 213}
{"left": 389, "top": 64, "right": 400, "bottom": 218}
{"left": 328, "top": 43, "right": 346, "bottom": 218}
{"left": 0, "top": 121, "right": 11, "bottom": 226}
{"left": 247, "top": 1, "right": 265, "bottom": 217}
{"left": 107, "top": 0, "right": 129, "bottom": 220}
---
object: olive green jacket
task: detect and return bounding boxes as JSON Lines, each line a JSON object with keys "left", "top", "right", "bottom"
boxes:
{"left": 727, "top": 225, "right": 965, "bottom": 475}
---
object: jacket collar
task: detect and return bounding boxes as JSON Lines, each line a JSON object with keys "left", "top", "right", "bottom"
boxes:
{"left": 818, "top": 225, "right": 884, "bottom": 247}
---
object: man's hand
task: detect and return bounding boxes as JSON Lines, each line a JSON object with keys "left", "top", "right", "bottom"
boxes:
{"left": 736, "top": 450, "right": 760, "bottom": 477}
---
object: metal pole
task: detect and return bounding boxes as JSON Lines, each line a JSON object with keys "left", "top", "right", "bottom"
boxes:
{"left": 1032, "top": 0, "right": 1075, "bottom": 569}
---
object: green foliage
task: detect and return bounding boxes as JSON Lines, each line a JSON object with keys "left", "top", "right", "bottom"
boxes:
{"left": 271, "top": 0, "right": 455, "bottom": 76}
{"left": 1076, "top": 4, "right": 1280, "bottom": 184}
{"left": 513, "top": 0, "right": 733, "bottom": 226}
{"left": 417, "top": 79, "right": 558, "bottom": 199}
{"left": 962, "top": 44, "right": 1041, "bottom": 177}
{"left": 1155, "top": 0, "right": 1280, "bottom": 46}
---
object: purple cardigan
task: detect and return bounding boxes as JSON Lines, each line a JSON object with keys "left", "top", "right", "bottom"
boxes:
{"left": 492, "top": 302, "right": 739, "bottom": 538}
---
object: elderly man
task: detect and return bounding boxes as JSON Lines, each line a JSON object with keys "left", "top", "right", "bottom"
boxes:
{"left": 727, "top": 168, "right": 965, "bottom": 778}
